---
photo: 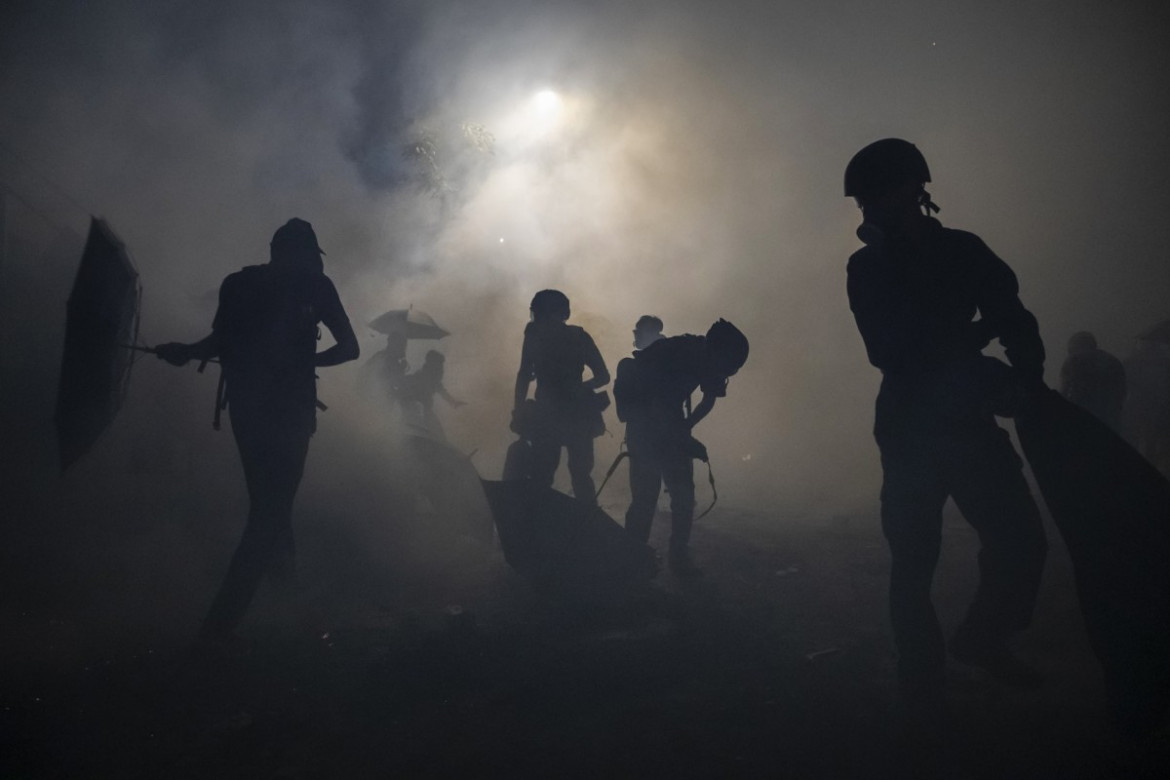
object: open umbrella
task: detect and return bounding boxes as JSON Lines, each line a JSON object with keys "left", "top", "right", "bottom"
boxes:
{"left": 54, "top": 217, "right": 141, "bottom": 472}
{"left": 368, "top": 307, "right": 449, "bottom": 340}
{"left": 480, "top": 480, "right": 657, "bottom": 598}
{"left": 1015, "top": 388, "right": 1170, "bottom": 733}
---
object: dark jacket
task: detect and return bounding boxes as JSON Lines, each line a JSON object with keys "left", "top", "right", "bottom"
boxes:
{"left": 847, "top": 218, "right": 1044, "bottom": 436}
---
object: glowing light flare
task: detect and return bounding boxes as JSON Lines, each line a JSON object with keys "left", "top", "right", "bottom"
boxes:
{"left": 526, "top": 89, "right": 564, "bottom": 137}
{"left": 533, "top": 89, "right": 561, "bottom": 115}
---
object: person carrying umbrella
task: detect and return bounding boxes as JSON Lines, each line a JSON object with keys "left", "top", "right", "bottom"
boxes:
{"left": 843, "top": 140, "right": 1048, "bottom": 699}
{"left": 155, "top": 218, "right": 359, "bottom": 648}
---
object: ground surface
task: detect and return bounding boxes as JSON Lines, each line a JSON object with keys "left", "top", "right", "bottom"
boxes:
{"left": 3, "top": 499, "right": 1169, "bottom": 779}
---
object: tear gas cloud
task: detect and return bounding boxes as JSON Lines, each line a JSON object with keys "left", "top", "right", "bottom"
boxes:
{"left": 2, "top": 0, "right": 1168, "bottom": 536}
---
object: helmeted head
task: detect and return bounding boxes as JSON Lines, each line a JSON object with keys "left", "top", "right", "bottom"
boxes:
{"left": 845, "top": 139, "right": 939, "bottom": 244}
{"left": 270, "top": 218, "right": 325, "bottom": 274}
{"left": 1068, "top": 331, "right": 1098, "bottom": 355}
{"left": 530, "top": 289, "right": 571, "bottom": 323}
{"left": 424, "top": 349, "right": 446, "bottom": 366}
{"left": 705, "top": 319, "right": 749, "bottom": 378}
{"left": 634, "top": 314, "right": 664, "bottom": 350}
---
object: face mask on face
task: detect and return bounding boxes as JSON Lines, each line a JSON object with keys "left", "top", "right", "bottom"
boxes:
{"left": 856, "top": 188, "right": 940, "bottom": 246}
{"left": 857, "top": 204, "right": 898, "bottom": 246}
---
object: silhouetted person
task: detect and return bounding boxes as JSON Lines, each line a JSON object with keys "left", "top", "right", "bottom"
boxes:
{"left": 844, "top": 139, "right": 1048, "bottom": 697}
{"left": 359, "top": 330, "right": 409, "bottom": 409}
{"left": 633, "top": 314, "right": 665, "bottom": 350}
{"left": 1123, "top": 338, "right": 1170, "bottom": 472}
{"left": 614, "top": 319, "right": 748, "bottom": 577}
{"left": 398, "top": 349, "right": 465, "bottom": 439}
{"left": 1060, "top": 331, "right": 1126, "bottom": 432}
{"left": 156, "top": 218, "right": 359, "bottom": 647}
{"left": 513, "top": 290, "right": 610, "bottom": 505}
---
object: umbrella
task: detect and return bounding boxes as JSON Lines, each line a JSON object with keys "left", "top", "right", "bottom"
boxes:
{"left": 406, "top": 432, "right": 494, "bottom": 543}
{"left": 368, "top": 307, "right": 449, "bottom": 340}
{"left": 480, "top": 480, "right": 657, "bottom": 598}
{"left": 54, "top": 217, "right": 141, "bottom": 472}
{"left": 1015, "top": 388, "right": 1170, "bottom": 733}
{"left": 1137, "top": 319, "right": 1170, "bottom": 344}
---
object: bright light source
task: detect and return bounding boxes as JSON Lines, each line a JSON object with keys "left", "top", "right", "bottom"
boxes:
{"left": 533, "top": 89, "right": 561, "bottom": 114}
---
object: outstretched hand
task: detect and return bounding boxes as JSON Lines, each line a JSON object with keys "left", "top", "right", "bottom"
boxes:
{"left": 155, "top": 342, "right": 192, "bottom": 367}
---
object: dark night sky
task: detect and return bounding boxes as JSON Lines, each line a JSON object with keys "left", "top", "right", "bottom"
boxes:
{"left": 1, "top": 0, "right": 1168, "bottom": 510}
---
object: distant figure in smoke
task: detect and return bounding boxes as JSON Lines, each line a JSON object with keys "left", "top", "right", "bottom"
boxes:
{"left": 398, "top": 349, "right": 465, "bottom": 440}
{"left": 155, "top": 218, "right": 359, "bottom": 647}
{"left": 633, "top": 314, "right": 665, "bottom": 351}
{"left": 844, "top": 139, "right": 1048, "bottom": 697}
{"left": 614, "top": 319, "right": 748, "bottom": 577}
{"left": 512, "top": 290, "right": 610, "bottom": 505}
{"left": 359, "top": 330, "right": 409, "bottom": 410}
{"left": 1060, "top": 331, "right": 1126, "bottom": 432}
{"left": 1123, "top": 337, "right": 1170, "bottom": 472}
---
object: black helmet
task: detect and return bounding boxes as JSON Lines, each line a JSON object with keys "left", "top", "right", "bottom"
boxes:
{"left": 706, "top": 319, "right": 749, "bottom": 376}
{"left": 844, "top": 139, "right": 931, "bottom": 201}
{"left": 530, "top": 289, "right": 571, "bottom": 321}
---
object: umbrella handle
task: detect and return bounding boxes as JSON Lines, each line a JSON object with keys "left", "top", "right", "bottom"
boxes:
{"left": 123, "top": 343, "right": 220, "bottom": 366}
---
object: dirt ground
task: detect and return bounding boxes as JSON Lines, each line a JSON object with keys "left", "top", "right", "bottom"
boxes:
{"left": 3, "top": 497, "right": 1169, "bottom": 779}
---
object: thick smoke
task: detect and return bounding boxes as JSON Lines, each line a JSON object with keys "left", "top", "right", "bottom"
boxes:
{"left": 2, "top": 0, "right": 1169, "bottom": 546}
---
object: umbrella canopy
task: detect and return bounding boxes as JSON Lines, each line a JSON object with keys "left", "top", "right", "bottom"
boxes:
{"left": 1015, "top": 388, "right": 1170, "bottom": 733}
{"left": 1138, "top": 319, "right": 1170, "bottom": 344}
{"left": 54, "top": 217, "right": 141, "bottom": 472}
{"left": 368, "top": 308, "right": 449, "bottom": 340}
{"left": 480, "top": 479, "right": 657, "bottom": 598}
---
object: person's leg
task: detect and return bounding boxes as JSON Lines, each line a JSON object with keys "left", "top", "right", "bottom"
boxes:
{"left": 661, "top": 451, "right": 696, "bottom": 560}
{"left": 565, "top": 429, "right": 597, "bottom": 506}
{"left": 946, "top": 423, "right": 1046, "bottom": 685}
{"left": 879, "top": 438, "right": 949, "bottom": 690}
{"left": 528, "top": 431, "right": 562, "bottom": 490}
{"left": 624, "top": 446, "right": 662, "bottom": 544}
{"left": 201, "top": 416, "right": 309, "bottom": 639}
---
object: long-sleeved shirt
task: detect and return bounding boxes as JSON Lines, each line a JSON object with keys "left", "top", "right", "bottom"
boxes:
{"left": 847, "top": 218, "right": 1045, "bottom": 436}
{"left": 847, "top": 218, "right": 1044, "bottom": 381}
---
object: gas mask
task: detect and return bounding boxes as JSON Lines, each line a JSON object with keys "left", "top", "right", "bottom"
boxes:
{"left": 856, "top": 188, "right": 940, "bottom": 246}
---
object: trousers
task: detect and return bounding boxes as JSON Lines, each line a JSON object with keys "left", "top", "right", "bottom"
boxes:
{"left": 878, "top": 417, "right": 1047, "bottom": 685}
{"left": 201, "top": 409, "right": 312, "bottom": 637}
{"left": 623, "top": 427, "right": 696, "bottom": 552}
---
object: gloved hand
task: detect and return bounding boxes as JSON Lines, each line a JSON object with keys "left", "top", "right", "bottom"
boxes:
{"left": 155, "top": 342, "right": 192, "bottom": 367}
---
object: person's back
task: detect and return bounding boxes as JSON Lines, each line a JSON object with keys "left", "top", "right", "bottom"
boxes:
{"left": 513, "top": 289, "right": 609, "bottom": 503}
{"left": 215, "top": 264, "right": 338, "bottom": 428}
{"left": 525, "top": 320, "right": 596, "bottom": 405}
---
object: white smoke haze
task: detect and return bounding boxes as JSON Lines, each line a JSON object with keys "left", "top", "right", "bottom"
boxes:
{"left": 2, "top": 0, "right": 1168, "bottom": 592}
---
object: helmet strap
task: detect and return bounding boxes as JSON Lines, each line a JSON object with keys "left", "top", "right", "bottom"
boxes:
{"left": 918, "top": 188, "right": 941, "bottom": 215}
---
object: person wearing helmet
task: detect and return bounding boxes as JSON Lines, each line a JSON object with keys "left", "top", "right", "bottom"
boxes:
{"left": 1060, "top": 331, "right": 1126, "bottom": 432}
{"left": 844, "top": 140, "right": 1048, "bottom": 696}
{"left": 155, "top": 218, "right": 360, "bottom": 649}
{"left": 513, "top": 290, "right": 611, "bottom": 504}
{"left": 614, "top": 318, "right": 748, "bottom": 577}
